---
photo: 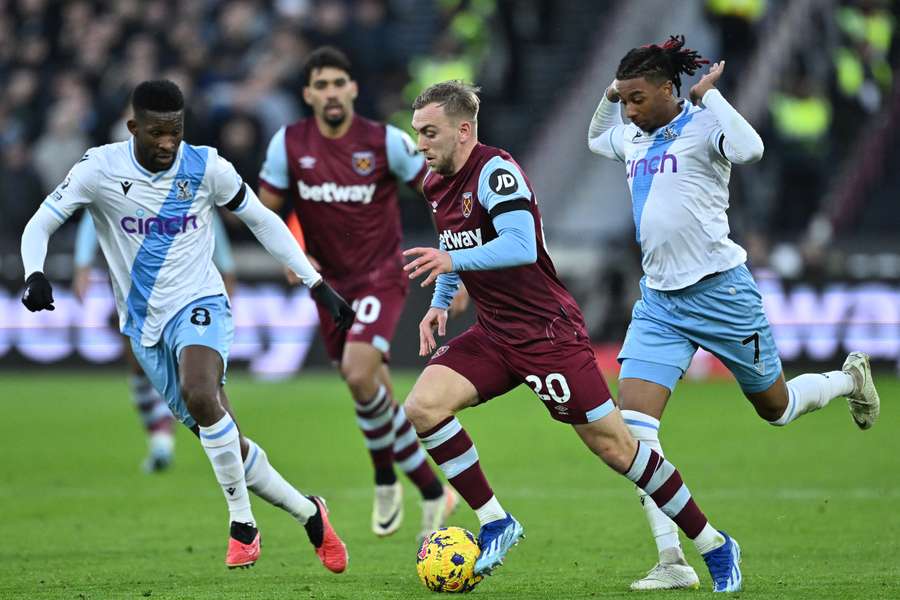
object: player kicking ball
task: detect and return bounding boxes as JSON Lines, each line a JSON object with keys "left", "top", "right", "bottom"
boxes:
{"left": 21, "top": 80, "right": 354, "bottom": 572}
{"left": 587, "top": 35, "right": 880, "bottom": 591}
{"left": 401, "top": 80, "right": 741, "bottom": 591}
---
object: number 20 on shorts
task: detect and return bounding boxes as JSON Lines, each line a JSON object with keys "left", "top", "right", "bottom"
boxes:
{"left": 351, "top": 296, "right": 381, "bottom": 324}
{"left": 525, "top": 373, "right": 571, "bottom": 404}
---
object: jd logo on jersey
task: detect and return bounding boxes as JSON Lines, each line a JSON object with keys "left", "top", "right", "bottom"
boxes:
{"left": 352, "top": 151, "right": 375, "bottom": 176}
{"left": 175, "top": 179, "right": 193, "bottom": 201}
{"left": 489, "top": 169, "right": 518, "bottom": 195}
{"left": 461, "top": 192, "right": 473, "bottom": 218}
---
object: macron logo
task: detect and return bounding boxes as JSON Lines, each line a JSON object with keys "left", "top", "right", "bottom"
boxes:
{"left": 439, "top": 228, "right": 482, "bottom": 250}
{"left": 298, "top": 180, "right": 376, "bottom": 204}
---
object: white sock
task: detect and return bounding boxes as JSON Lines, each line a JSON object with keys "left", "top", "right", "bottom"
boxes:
{"left": 770, "top": 372, "right": 853, "bottom": 426}
{"left": 243, "top": 438, "right": 316, "bottom": 523}
{"left": 692, "top": 523, "right": 725, "bottom": 555}
{"left": 621, "top": 410, "right": 682, "bottom": 557}
{"left": 199, "top": 414, "right": 254, "bottom": 525}
{"left": 474, "top": 495, "right": 506, "bottom": 526}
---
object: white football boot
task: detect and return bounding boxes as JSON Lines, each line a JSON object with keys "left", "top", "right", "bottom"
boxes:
{"left": 142, "top": 431, "right": 174, "bottom": 473}
{"left": 372, "top": 481, "right": 403, "bottom": 536}
{"left": 418, "top": 486, "right": 459, "bottom": 543}
{"left": 843, "top": 351, "right": 880, "bottom": 430}
{"left": 630, "top": 547, "right": 700, "bottom": 591}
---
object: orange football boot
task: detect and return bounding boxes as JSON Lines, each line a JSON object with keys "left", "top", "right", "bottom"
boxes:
{"left": 226, "top": 521, "right": 260, "bottom": 569}
{"left": 308, "top": 497, "right": 348, "bottom": 573}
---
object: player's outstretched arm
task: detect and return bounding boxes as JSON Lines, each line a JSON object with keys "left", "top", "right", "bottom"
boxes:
{"left": 404, "top": 206, "right": 537, "bottom": 286}
{"left": 691, "top": 61, "right": 764, "bottom": 164}
{"left": 587, "top": 80, "right": 626, "bottom": 160}
{"left": 226, "top": 184, "right": 355, "bottom": 330}
{"left": 23, "top": 153, "right": 95, "bottom": 311}
{"left": 21, "top": 207, "right": 65, "bottom": 311}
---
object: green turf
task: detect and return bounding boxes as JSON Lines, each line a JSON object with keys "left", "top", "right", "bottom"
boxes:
{"left": 1, "top": 370, "right": 897, "bottom": 599}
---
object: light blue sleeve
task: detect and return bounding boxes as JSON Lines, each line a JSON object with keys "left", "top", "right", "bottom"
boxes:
{"left": 258, "top": 126, "right": 289, "bottom": 190}
{"left": 73, "top": 211, "right": 98, "bottom": 268}
{"left": 385, "top": 124, "right": 425, "bottom": 183}
{"left": 449, "top": 210, "right": 537, "bottom": 272}
{"left": 211, "top": 211, "right": 235, "bottom": 274}
{"left": 476, "top": 156, "right": 532, "bottom": 213}
{"left": 431, "top": 240, "right": 461, "bottom": 309}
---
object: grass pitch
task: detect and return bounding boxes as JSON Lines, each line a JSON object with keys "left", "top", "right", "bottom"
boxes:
{"left": 1, "top": 370, "right": 898, "bottom": 599}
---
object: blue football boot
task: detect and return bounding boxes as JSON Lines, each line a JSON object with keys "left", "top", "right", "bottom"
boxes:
{"left": 701, "top": 530, "right": 742, "bottom": 592}
{"left": 474, "top": 513, "right": 524, "bottom": 575}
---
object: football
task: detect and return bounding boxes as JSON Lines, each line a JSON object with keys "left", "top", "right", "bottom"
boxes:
{"left": 416, "top": 527, "right": 484, "bottom": 593}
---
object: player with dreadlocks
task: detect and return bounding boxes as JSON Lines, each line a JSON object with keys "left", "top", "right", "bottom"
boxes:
{"left": 587, "top": 35, "right": 880, "bottom": 593}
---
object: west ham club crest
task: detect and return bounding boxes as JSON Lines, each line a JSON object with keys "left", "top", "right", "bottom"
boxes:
{"left": 352, "top": 151, "right": 375, "bottom": 176}
{"left": 461, "top": 192, "right": 473, "bottom": 218}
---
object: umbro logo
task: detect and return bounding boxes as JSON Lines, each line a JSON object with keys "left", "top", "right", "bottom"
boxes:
{"left": 226, "top": 487, "right": 236, "bottom": 496}
{"left": 299, "top": 156, "right": 316, "bottom": 169}
{"left": 121, "top": 181, "right": 133, "bottom": 196}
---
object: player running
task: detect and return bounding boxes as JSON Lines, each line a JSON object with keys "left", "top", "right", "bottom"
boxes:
{"left": 72, "top": 210, "right": 237, "bottom": 472}
{"left": 258, "top": 47, "right": 456, "bottom": 541}
{"left": 20, "top": 79, "right": 354, "bottom": 572}
{"left": 402, "top": 80, "right": 742, "bottom": 591}
{"left": 587, "top": 35, "right": 880, "bottom": 591}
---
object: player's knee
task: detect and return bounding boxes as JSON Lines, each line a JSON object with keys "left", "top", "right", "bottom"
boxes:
{"left": 402, "top": 394, "right": 429, "bottom": 429}
{"left": 340, "top": 362, "right": 376, "bottom": 396}
{"left": 747, "top": 391, "right": 789, "bottom": 423}
{"left": 403, "top": 388, "right": 447, "bottom": 431}
{"left": 180, "top": 380, "right": 219, "bottom": 421}
{"left": 580, "top": 425, "right": 636, "bottom": 473}
{"left": 594, "top": 441, "right": 635, "bottom": 474}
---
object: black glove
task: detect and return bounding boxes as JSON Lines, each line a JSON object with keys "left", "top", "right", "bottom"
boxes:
{"left": 310, "top": 280, "right": 355, "bottom": 331}
{"left": 22, "top": 271, "right": 55, "bottom": 312}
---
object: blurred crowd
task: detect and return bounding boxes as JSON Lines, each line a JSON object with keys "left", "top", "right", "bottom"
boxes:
{"left": 709, "top": 0, "right": 898, "bottom": 277}
{"left": 1, "top": 0, "right": 897, "bottom": 277}
{"left": 0, "top": 0, "right": 537, "bottom": 248}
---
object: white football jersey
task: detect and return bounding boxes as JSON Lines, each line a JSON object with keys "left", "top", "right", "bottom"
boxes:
{"left": 606, "top": 101, "right": 746, "bottom": 290}
{"left": 40, "top": 139, "right": 243, "bottom": 346}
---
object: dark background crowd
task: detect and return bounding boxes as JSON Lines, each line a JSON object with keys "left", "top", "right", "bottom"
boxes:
{"left": 0, "top": 0, "right": 898, "bottom": 354}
